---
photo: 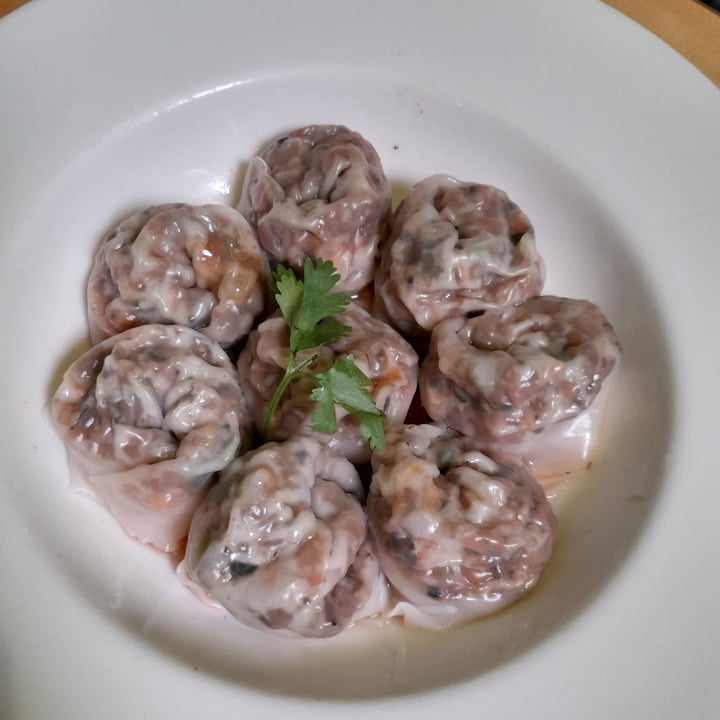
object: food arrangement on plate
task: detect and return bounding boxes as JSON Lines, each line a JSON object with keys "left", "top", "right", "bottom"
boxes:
{"left": 51, "top": 124, "right": 621, "bottom": 639}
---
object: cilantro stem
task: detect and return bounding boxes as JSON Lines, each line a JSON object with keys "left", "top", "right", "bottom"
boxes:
{"left": 260, "top": 361, "right": 296, "bottom": 440}
{"left": 259, "top": 353, "right": 317, "bottom": 441}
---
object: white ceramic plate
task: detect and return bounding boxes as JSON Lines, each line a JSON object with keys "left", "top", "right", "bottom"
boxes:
{"left": 1, "top": 0, "right": 718, "bottom": 718}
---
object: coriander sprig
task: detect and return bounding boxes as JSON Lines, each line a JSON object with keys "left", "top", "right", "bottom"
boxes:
{"left": 259, "top": 258, "right": 385, "bottom": 450}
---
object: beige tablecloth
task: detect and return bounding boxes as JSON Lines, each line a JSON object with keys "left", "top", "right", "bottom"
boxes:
{"left": 1, "top": 0, "right": 718, "bottom": 85}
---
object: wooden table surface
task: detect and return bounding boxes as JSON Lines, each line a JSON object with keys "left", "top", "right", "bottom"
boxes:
{"left": 1, "top": 0, "right": 718, "bottom": 86}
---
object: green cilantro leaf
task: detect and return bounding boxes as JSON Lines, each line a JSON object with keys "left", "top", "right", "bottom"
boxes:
{"left": 293, "top": 318, "right": 351, "bottom": 352}
{"left": 308, "top": 382, "right": 339, "bottom": 434}
{"left": 354, "top": 410, "right": 386, "bottom": 451}
{"left": 296, "top": 257, "right": 349, "bottom": 327}
{"left": 271, "top": 265, "right": 303, "bottom": 329}
{"left": 309, "top": 356, "right": 385, "bottom": 450}
{"left": 273, "top": 258, "right": 351, "bottom": 353}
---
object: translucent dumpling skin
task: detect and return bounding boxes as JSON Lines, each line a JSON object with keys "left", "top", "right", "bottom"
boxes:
{"left": 238, "top": 125, "right": 391, "bottom": 292}
{"left": 367, "top": 424, "right": 557, "bottom": 628}
{"left": 51, "top": 324, "right": 250, "bottom": 552}
{"left": 183, "top": 437, "right": 388, "bottom": 638}
{"left": 420, "top": 295, "right": 621, "bottom": 439}
{"left": 87, "top": 203, "right": 268, "bottom": 348}
{"left": 376, "top": 175, "right": 545, "bottom": 336}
